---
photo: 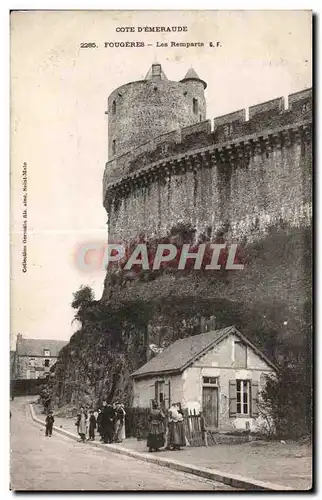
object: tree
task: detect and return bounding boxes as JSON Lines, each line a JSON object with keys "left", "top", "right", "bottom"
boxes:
{"left": 71, "top": 286, "right": 95, "bottom": 327}
{"left": 260, "top": 360, "right": 312, "bottom": 439}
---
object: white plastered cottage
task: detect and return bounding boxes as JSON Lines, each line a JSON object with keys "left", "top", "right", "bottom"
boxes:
{"left": 131, "top": 325, "right": 276, "bottom": 432}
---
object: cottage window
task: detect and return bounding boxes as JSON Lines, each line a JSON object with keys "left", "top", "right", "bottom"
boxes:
{"left": 193, "top": 98, "right": 198, "bottom": 114}
{"left": 154, "top": 380, "right": 171, "bottom": 409}
{"left": 155, "top": 380, "right": 164, "bottom": 404}
{"left": 44, "top": 349, "right": 50, "bottom": 357}
{"left": 229, "top": 379, "right": 259, "bottom": 417}
{"left": 234, "top": 341, "right": 247, "bottom": 368}
{"left": 29, "top": 358, "right": 35, "bottom": 367}
{"left": 44, "top": 359, "right": 50, "bottom": 367}
{"left": 203, "top": 376, "right": 219, "bottom": 386}
{"left": 236, "top": 380, "right": 250, "bottom": 415}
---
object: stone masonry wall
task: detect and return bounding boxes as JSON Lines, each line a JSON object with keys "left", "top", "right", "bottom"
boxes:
{"left": 103, "top": 88, "right": 311, "bottom": 188}
{"left": 106, "top": 137, "right": 311, "bottom": 243}
{"left": 103, "top": 88, "right": 312, "bottom": 244}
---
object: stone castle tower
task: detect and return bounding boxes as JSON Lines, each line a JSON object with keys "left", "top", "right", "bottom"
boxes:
{"left": 106, "top": 63, "right": 207, "bottom": 161}
{"left": 103, "top": 63, "right": 312, "bottom": 246}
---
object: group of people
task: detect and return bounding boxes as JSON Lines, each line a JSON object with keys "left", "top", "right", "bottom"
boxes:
{"left": 75, "top": 401, "right": 126, "bottom": 444}
{"left": 147, "top": 401, "right": 186, "bottom": 452}
{"left": 44, "top": 399, "right": 185, "bottom": 452}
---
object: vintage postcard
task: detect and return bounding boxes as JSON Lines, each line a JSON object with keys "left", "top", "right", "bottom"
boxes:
{"left": 10, "top": 10, "right": 312, "bottom": 491}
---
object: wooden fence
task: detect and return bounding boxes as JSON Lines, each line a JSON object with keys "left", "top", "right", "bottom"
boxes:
{"left": 183, "top": 409, "right": 206, "bottom": 447}
{"left": 125, "top": 407, "right": 207, "bottom": 447}
{"left": 125, "top": 407, "right": 150, "bottom": 440}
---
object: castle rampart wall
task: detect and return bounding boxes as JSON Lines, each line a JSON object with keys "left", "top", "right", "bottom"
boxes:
{"left": 103, "top": 88, "right": 312, "bottom": 244}
{"left": 104, "top": 88, "right": 312, "bottom": 189}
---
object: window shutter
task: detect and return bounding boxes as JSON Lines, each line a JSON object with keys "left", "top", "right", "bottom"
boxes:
{"left": 251, "top": 381, "right": 259, "bottom": 417}
{"left": 154, "top": 381, "right": 158, "bottom": 402}
{"left": 165, "top": 380, "right": 171, "bottom": 409}
{"left": 229, "top": 379, "right": 237, "bottom": 416}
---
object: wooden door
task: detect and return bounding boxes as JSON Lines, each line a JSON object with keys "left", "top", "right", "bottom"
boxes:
{"left": 202, "top": 386, "right": 218, "bottom": 428}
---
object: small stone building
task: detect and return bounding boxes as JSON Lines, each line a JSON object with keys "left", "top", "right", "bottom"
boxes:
{"left": 13, "top": 334, "right": 68, "bottom": 380}
{"left": 131, "top": 326, "right": 276, "bottom": 432}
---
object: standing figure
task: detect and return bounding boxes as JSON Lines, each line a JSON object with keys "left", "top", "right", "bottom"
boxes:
{"left": 45, "top": 410, "right": 55, "bottom": 437}
{"left": 84, "top": 406, "right": 89, "bottom": 440}
{"left": 147, "top": 400, "right": 165, "bottom": 452}
{"left": 119, "top": 404, "right": 126, "bottom": 441}
{"left": 88, "top": 410, "right": 96, "bottom": 441}
{"left": 96, "top": 408, "right": 103, "bottom": 441}
{"left": 75, "top": 412, "right": 81, "bottom": 434}
{"left": 102, "top": 401, "right": 115, "bottom": 443}
{"left": 113, "top": 403, "right": 126, "bottom": 443}
{"left": 77, "top": 407, "right": 87, "bottom": 443}
{"left": 167, "top": 403, "right": 186, "bottom": 451}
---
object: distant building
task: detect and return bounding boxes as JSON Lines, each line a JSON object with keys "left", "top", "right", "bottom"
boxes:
{"left": 131, "top": 326, "right": 276, "bottom": 433}
{"left": 13, "top": 334, "right": 68, "bottom": 380}
{"left": 10, "top": 350, "right": 15, "bottom": 379}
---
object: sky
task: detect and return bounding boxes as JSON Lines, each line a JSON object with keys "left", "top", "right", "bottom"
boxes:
{"left": 10, "top": 10, "right": 312, "bottom": 347}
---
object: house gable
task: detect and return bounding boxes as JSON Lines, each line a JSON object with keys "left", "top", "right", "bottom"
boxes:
{"left": 192, "top": 332, "right": 275, "bottom": 371}
{"left": 131, "top": 325, "right": 276, "bottom": 379}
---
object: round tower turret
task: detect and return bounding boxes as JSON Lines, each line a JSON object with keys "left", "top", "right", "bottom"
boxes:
{"left": 107, "top": 63, "right": 207, "bottom": 160}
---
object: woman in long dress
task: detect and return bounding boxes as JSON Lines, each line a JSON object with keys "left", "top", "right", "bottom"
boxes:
{"left": 114, "top": 403, "right": 126, "bottom": 443}
{"left": 119, "top": 404, "right": 126, "bottom": 441}
{"left": 77, "top": 407, "right": 87, "bottom": 443}
{"left": 147, "top": 401, "right": 165, "bottom": 452}
{"left": 167, "top": 403, "right": 186, "bottom": 451}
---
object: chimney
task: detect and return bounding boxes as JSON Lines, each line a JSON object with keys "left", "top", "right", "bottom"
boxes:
{"left": 151, "top": 63, "right": 162, "bottom": 80}
{"left": 202, "top": 316, "right": 216, "bottom": 333}
{"left": 209, "top": 316, "right": 216, "bottom": 331}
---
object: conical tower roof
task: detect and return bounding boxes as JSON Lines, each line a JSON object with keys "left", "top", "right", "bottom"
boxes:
{"left": 145, "top": 63, "right": 168, "bottom": 81}
{"left": 180, "top": 67, "right": 207, "bottom": 89}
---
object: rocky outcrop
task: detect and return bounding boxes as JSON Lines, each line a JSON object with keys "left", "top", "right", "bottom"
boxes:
{"left": 51, "top": 223, "right": 311, "bottom": 409}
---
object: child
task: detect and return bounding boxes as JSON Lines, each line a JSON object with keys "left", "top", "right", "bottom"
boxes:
{"left": 88, "top": 410, "right": 96, "bottom": 441}
{"left": 45, "top": 411, "right": 55, "bottom": 437}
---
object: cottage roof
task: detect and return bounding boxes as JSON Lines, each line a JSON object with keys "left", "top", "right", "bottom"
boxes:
{"left": 131, "top": 325, "right": 276, "bottom": 379}
{"left": 17, "top": 338, "right": 68, "bottom": 357}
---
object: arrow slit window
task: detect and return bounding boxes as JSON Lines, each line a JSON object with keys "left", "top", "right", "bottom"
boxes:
{"left": 193, "top": 98, "right": 198, "bottom": 114}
